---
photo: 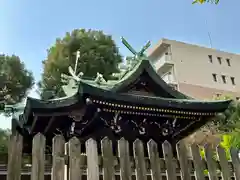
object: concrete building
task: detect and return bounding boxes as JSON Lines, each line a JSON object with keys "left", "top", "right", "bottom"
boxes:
{"left": 148, "top": 38, "right": 240, "bottom": 100}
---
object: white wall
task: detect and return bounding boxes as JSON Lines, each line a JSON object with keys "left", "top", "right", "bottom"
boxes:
{"left": 165, "top": 40, "right": 240, "bottom": 93}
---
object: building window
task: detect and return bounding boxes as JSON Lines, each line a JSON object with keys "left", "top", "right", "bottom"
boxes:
{"left": 226, "top": 58, "right": 231, "bottom": 66}
{"left": 212, "top": 73, "right": 217, "bottom": 82}
{"left": 231, "top": 77, "right": 235, "bottom": 85}
{"left": 217, "top": 57, "right": 222, "bottom": 64}
{"left": 221, "top": 75, "right": 226, "bottom": 84}
{"left": 208, "top": 55, "right": 213, "bottom": 63}
{"left": 216, "top": 93, "right": 221, "bottom": 97}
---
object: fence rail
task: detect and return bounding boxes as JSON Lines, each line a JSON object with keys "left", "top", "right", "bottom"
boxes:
{"left": 7, "top": 133, "right": 240, "bottom": 180}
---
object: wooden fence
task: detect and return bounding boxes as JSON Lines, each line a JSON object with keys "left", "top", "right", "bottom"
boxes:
{"left": 7, "top": 133, "right": 240, "bottom": 180}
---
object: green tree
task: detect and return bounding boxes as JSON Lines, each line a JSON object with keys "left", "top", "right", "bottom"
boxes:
{"left": 229, "top": 125, "right": 240, "bottom": 149}
{"left": 0, "top": 54, "right": 34, "bottom": 110}
{"left": 192, "top": 0, "right": 219, "bottom": 4}
{"left": 38, "top": 29, "right": 122, "bottom": 98}
{"left": 205, "top": 95, "right": 240, "bottom": 151}
{"left": 212, "top": 95, "right": 240, "bottom": 133}
{"left": 184, "top": 95, "right": 240, "bottom": 147}
{"left": 0, "top": 128, "right": 10, "bottom": 154}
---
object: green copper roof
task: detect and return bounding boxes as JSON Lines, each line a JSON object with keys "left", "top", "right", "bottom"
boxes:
{"left": 60, "top": 37, "right": 191, "bottom": 99}
{"left": 4, "top": 37, "right": 232, "bottom": 124}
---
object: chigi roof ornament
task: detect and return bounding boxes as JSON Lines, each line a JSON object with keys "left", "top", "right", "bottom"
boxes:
{"left": 121, "top": 37, "right": 151, "bottom": 60}
{"left": 112, "top": 37, "right": 151, "bottom": 81}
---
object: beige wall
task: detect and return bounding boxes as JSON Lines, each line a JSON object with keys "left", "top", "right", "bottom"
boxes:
{"left": 148, "top": 38, "right": 240, "bottom": 99}
{"left": 170, "top": 40, "right": 240, "bottom": 92}
{"left": 178, "top": 83, "right": 240, "bottom": 100}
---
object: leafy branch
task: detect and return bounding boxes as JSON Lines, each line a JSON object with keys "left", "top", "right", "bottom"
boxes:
{"left": 192, "top": 0, "right": 219, "bottom": 4}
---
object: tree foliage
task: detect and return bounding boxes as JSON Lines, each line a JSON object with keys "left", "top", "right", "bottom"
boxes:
{"left": 199, "top": 131, "right": 240, "bottom": 161}
{"left": 212, "top": 95, "right": 240, "bottom": 133}
{"left": 202, "top": 95, "right": 240, "bottom": 150}
{"left": 0, "top": 54, "right": 34, "bottom": 109}
{"left": 38, "top": 29, "right": 122, "bottom": 98}
{"left": 0, "top": 128, "right": 10, "bottom": 154}
{"left": 184, "top": 95, "right": 240, "bottom": 147}
{"left": 192, "top": 0, "right": 219, "bottom": 4}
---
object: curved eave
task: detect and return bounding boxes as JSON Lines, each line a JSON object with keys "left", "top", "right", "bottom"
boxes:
{"left": 81, "top": 82, "right": 231, "bottom": 112}
{"left": 22, "top": 93, "right": 83, "bottom": 122}
{"left": 25, "top": 93, "right": 80, "bottom": 110}
{"left": 111, "top": 60, "right": 191, "bottom": 99}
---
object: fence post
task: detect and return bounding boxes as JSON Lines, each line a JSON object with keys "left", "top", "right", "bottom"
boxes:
{"left": 68, "top": 137, "right": 82, "bottom": 180}
{"left": 118, "top": 138, "right": 131, "bottom": 180}
{"left": 190, "top": 144, "right": 205, "bottom": 180}
{"left": 31, "top": 133, "right": 46, "bottom": 180}
{"left": 101, "top": 137, "right": 115, "bottom": 180}
{"left": 162, "top": 141, "right": 177, "bottom": 180}
{"left": 176, "top": 141, "right": 191, "bottom": 180}
{"left": 52, "top": 135, "right": 65, "bottom": 180}
{"left": 230, "top": 147, "right": 240, "bottom": 180}
{"left": 65, "top": 142, "right": 69, "bottom": 180}
{"left": 86, "top": 138, "right": 99, "bottom": 180}
{"left": 204, "top": 145, "right": 218, "bottom": 180}
{"left": 216, "top": 145, "right": 231, "bottom": 180}
{"left": 7, "top": 132, "right": 23, "bottom": 180}
{"left": 133, "top": 139, "right": 147, "bottom": 180}
{"left": 147, "top": 139, "right": 162, "bottom": 180}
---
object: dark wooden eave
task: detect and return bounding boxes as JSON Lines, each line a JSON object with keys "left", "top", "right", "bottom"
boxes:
{"left": 19, "top": 81, "right": 231, "bottom": 129}
{"left": 81, "top": 82, "right": 231, "bottom": 113}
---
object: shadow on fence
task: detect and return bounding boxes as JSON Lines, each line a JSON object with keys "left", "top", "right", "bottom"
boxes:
{"left": 6, "top": 132, "right": 240, "bottom": 180}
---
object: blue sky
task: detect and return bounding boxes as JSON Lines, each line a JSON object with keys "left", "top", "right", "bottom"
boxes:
{"left": 0, "top": 0, "right": 239, "bottom": 128}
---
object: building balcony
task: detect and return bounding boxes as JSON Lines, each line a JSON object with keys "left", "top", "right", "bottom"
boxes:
{"left": 161, "top": 73, "right": 177, "bottom": 85}
{"left": 154, "top": 54, "right": 174, "bottom": 75}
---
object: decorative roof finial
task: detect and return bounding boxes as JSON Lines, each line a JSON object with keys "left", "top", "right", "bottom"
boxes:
{"left": 95, "top": 72, "right": 106, "bottom": 84}
{"left": 121, "top": 37, "right": 138, "bottom": 56}
{"left": 60, "top": 50, "right": 84, "bottom": 97}
{"left": 139, "top": 41, "right": 151, "bottom": 57}
{"left": 121, "top": 37, "right": 151, "bottom": 59}
{"left": 74, "top": 50, "right": 81, "bottom": 74}
{"left": 62, "top": 50, "right": 84, "bottom": 82}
